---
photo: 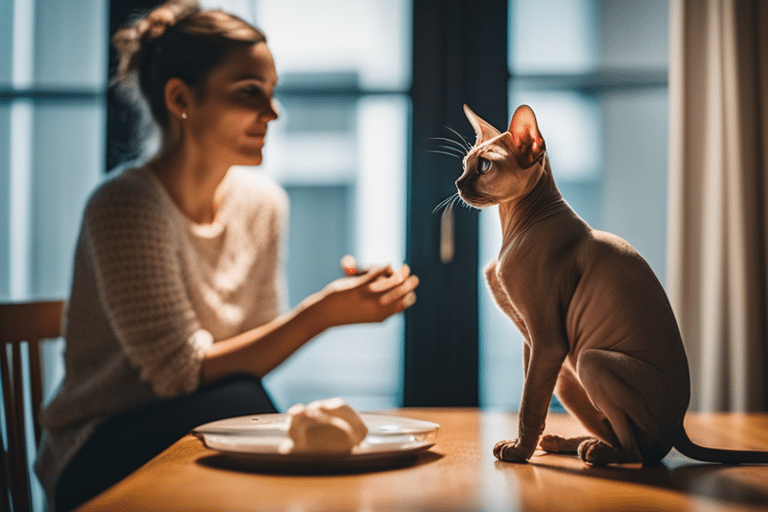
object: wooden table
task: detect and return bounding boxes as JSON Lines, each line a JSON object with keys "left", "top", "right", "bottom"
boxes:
{"left": 76, "top": 408, "right": 768, "bottom": 512}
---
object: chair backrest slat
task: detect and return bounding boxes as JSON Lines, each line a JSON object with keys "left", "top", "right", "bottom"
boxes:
{"left": 28, "top": 345, "right": 45, "bottom": 446}
{"left": 0, "top": 300, "right": 64, "bottom": 512}
{"left": 1, "top": 342, "right": 28, "bottom": 512}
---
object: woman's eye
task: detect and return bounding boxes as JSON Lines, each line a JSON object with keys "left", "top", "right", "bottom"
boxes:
{"left": 478, "top": 157, "right": 492, "bottom": 174}
{"left": 241, "top": 86, "right": 260, "bottom": 97}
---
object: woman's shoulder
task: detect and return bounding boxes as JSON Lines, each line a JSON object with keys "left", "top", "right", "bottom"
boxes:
{"left": 89, "top": 165, "right": 158, "bottom": 199}
{"left": 84, "top": 166, "right": 168, "bottom": 223}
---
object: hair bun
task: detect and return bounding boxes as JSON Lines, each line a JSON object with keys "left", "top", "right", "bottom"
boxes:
{"left": 137, "top": 2, "right": 193, "bottom": 43}
{"left": 112, "top": 0, "right": 198, "bottom": 77}
{"left": 138, "top": 8, "right": 172, "bottom": 42}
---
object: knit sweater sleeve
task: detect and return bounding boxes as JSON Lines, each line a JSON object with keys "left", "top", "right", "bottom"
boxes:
{"left": 84, "top": 175, "right": 213, "bottom": 398}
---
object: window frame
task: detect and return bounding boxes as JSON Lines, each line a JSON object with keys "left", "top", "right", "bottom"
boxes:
{"left": 404, "top": 0, "right": 509, "bottom": 406}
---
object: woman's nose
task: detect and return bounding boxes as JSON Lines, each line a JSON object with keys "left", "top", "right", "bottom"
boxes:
{"left": 261, "top": 97, "right": 280, "bottom": 121}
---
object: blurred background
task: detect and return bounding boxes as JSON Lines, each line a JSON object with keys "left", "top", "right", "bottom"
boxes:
{"left": 0, "top": 0, "right": 668, "bottom": 437}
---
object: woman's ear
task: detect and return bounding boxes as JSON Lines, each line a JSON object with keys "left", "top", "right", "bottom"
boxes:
{"left": 164, "top": 78, "right": 193, "bottom": 122}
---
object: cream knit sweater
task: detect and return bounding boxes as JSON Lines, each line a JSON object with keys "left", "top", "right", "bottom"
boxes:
{"left": 35, "top": 165, "right": 288, "bottom": 506}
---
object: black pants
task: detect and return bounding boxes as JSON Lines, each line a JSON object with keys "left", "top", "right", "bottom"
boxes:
{"left": 55, "top": 374, "right": 277, "bottom": 511}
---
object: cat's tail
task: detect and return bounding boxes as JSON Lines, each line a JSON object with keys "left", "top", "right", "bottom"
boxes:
{"left": 673, "top": 428, "right": 768, "bottom": 464}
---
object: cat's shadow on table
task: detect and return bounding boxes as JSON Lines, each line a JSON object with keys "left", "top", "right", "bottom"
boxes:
{"left": 499, "top": 450, "right": 768, "bottom": 507}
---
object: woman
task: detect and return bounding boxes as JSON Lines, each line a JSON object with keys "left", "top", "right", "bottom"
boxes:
{"left": 35, "top": 2, "right": 419, "bottom": 510}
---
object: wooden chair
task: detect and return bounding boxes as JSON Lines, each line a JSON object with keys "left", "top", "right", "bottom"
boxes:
{"left": 0, "top": 300, "right": 64, "bottom": 512}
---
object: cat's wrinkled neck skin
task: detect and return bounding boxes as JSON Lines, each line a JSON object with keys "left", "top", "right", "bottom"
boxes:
{"left": 498, "top": 156, "right": 570, "bottom": 245}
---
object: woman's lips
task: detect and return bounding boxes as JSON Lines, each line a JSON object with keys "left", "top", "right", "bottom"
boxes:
{"left": 245, "top": 133, "right": 266, "bottom": 145}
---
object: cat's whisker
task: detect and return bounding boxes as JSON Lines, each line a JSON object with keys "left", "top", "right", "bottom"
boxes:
{"left": 432, "top": 193, "right": 460, "bottom": 214}
{"left": 431, "top": 137, "right": 470, "bottom": 153}
{"left": 437, "top": 145, "right": 468, "bottom": 158}
{"left": 448, "top": 194, "right": 461, "bottom": 211}
{"left": 431, "top": 140, "right": 467, "bottom": 153}
{"left": 456, "top": 195, "right": 475, "bottom": 211}
{"left": 443, "top": 125, "right": 474, "bottom": 151}
{"left": 428, "top": 149, "right": 464, "bottom": 160}
{"left": 432, "top": 194, "right": 454, "bottom": 214}
{"left": 435, "top": 144, "right": 466, "bottom": 156}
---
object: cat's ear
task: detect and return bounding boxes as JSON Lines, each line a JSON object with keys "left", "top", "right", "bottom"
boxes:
{"left": 509, "top": 105, "right": 546, "bottom": 168}
{"left": 463, "top": 104, "right": 501, "bottom": 145}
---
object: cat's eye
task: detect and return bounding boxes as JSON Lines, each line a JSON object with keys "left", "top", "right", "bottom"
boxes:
{"left": 478, "top": 157, "right": 492, "bottom": 174}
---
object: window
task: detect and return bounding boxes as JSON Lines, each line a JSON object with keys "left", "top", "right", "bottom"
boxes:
{"left": 0, "top": 0, "right": 106, "bottom": 301}
{"left": 480, "top": 0, "right": 670, "bottom": 409}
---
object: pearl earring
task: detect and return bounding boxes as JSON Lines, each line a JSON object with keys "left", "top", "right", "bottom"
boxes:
{"left": 181, "top": 112, "right": 188, "bottom": 119}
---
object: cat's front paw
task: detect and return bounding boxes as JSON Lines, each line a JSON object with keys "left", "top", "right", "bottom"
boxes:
{"left": 493, "top": 439, "right": 529, "bottom": 463}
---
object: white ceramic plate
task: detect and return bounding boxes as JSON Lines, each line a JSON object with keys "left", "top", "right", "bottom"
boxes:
{"left": 191, "top": 413, "right": 439, "bottom": 472}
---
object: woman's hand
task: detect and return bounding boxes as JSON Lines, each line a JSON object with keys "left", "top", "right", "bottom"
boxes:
{"left": 310, "top": 264, "right": 419, "bottom": 328}
{"left": 202, "top": 264, "right": 418, "bottom": 384}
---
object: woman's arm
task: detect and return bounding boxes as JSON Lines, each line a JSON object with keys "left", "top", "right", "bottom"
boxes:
{"left": 200, "top": 264, "right": 418, "bottom": 385}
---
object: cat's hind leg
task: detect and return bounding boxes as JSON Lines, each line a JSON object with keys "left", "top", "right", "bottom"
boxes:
{"left": 538, "top": 435, "right": 593, "bottom": 454}
{"left": 539, "top": 362, "right": 620, "bottom": 454}
{"left": 574, "top": 349, "right": 664, "bottom": 465}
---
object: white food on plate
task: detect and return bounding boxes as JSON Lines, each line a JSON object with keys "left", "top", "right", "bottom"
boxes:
{"left": 279, "top": 398, "right": 369, "bottom": 454}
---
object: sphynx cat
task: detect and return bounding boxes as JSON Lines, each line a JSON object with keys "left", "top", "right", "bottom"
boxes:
{"left": 455, "top": 104, "right": 768, "bottom": 465}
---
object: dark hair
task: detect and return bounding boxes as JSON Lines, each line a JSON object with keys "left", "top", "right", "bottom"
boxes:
{"left": 111, "top": 0, "right": 266, "bottom": 129}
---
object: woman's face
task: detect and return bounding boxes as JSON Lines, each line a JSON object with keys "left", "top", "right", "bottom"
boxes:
{"left": 186, "top": 42, "right": 279, "bottom": 167}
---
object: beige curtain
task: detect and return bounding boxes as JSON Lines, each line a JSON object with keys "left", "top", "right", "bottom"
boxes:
{"left": 667, "top": 0, "right": 768, "bottom": 411}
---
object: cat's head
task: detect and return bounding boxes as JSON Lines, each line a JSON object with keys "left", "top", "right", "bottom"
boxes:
{"left": 455, "top": 104, "right": 547, "bottom": 208}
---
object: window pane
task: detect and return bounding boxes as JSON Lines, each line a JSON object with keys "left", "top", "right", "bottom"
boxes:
{"left": 601, "top": 89, "right": 669, "bottom": 281}
{"left": 600, "top": 0, "right": 669, "bottom": 70}
{"left": 510, "top": 0, "right": 598, "bottom": 74}
{"left": 255, "top": 0, "right": 411, "bottom": 91}
{"left": 34, "top": 0, "right": 107, "bottom": 87}
{"left": 0, "top": 0, "right": 15, "bottom": 85}
{"left": 32, "top": 104, "right": 106, "bottom": 296}
{"left": 0, "top": 104, "right": 17, "bottom": 297}
{"left": 510, "top": 0, "right": 668, "bottom": 74}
